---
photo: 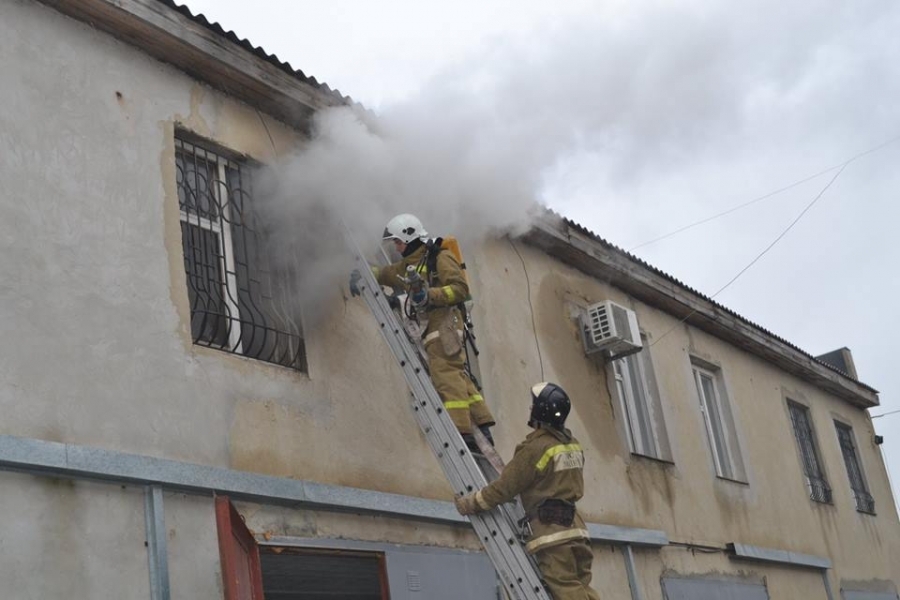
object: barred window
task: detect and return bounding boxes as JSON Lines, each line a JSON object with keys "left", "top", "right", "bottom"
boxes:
{"left": 176, "top": 135, "right": 305, "bottom": 370}
{"left": 835, "top": 422, "right": 875, "bottom": 514}
{"left": 787, "top": 401, "right": 832, "bottom": 504}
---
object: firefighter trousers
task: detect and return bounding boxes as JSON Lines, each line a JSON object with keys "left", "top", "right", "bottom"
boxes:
{"left": 535, "top": 538, "right": 601, "bottom": 600}
{"left": 424, "top": 336, "right": 494, "bottom": 434}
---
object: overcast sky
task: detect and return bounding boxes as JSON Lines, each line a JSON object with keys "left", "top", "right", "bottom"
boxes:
{"left": 183, "top": 0, "right": 900, "bottom": 509}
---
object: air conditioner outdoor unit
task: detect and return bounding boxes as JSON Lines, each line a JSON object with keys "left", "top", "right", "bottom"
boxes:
{"left": 580, "top": 300, "right": 642, "bottom": 358}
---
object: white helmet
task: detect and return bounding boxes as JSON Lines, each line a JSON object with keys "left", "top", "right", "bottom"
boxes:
{"left": 382, "top": 213, "right": 428, "bottom": 244}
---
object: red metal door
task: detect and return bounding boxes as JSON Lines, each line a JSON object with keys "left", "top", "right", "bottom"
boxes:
{"left": 215, "top": 496, "right": 264, "bottom": 600}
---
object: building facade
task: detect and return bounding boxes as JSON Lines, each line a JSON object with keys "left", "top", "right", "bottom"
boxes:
{"left": 1, "top": 0, "right": 897, "bottom": 598}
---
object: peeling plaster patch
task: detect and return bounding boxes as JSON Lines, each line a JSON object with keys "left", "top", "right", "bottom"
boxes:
{"left": 157, "top": 120, "right": 192, "bottom": 352}
{"left": 239, "top": 505, "right": 481, "bottom": 552}
{"left": 182, "top": 83, "right": 212, "bottom": 137}
{"left": 217, "top": 101, "right": 302, "bottom": 163}
{"left": 315, "top": 512, "right": 479, "bottom": 551}
{"left": 239, "top": 503, "right": 318, "bottom": 539}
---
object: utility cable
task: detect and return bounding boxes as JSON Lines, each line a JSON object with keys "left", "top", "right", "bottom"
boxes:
{"left": 256, "top": 108, "right": 279, "bottom": 160}
{"left": 649, "top": 163, "right": 848, "bottom": 349}
{"left": 703, "top": 163, "right": 847, "bottom": 301}
{"left": 510, "top": 238, "right": 545, "bottom": 381}
{"left": 629, "top": 133, "right": 900, "bottom": 252}
{"left": 872, "top": 408, "right": 900, "bottom": 419}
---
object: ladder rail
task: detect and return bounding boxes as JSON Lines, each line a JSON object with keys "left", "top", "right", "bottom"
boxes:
{"left": 346, "top": 233, "right": 551, "bottom": 600}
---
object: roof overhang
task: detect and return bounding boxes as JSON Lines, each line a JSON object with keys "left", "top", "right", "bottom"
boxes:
{"left": 37, "top": 0, "right": 349, "bottom": 131}
{"left": 523, "top": 216, "right": 879, "bottom": 409}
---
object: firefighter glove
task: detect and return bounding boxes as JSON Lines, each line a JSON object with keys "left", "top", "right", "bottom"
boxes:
{"left": 411, "top": 282, "right": 429, "bottom": 308}
{"left": 455, "top": 492, "right": 480, "bottom": 516}
{"left": 349, "top": 269, "right": 362, "bottom": 297}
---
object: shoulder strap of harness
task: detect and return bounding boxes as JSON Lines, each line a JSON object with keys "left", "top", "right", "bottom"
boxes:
{"left": 425, "top": 237, "right": 445, "bottom": 282}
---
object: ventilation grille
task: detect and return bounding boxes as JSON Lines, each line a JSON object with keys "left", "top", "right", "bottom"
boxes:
{"left": 407, "top": 571, "right": 422, "bottom": 591}
{"left": 586, "top": 303, "right": 613, "bottom": 348}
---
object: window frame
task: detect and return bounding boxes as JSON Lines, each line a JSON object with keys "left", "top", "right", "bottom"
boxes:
{"left": 690, "top": 361, "right": 747, "bottom": 483}
{"left": 786, "top": 400, "right": 833, "bottom": 504}
{"left": 611, "top": 339, "right": 672, "bottom": 462}
{"left": 834, "top": 420, "right": 875, "bottom": 514}
{"left": 178, "top": 149, "right": 242, "bottom": 351}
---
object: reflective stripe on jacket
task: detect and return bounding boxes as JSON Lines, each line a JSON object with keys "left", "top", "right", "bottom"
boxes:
{"left": 476, "top": 427, "right": 589, "bottom": 554}
{"left": 374, "top": 243, "right": 469, "bottom": 337}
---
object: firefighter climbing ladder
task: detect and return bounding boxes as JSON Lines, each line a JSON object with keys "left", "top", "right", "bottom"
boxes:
{"left": 347, "top": 234, "right": 551, "bottom": 600}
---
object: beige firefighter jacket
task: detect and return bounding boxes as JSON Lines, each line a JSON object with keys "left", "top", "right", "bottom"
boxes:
{"left": 473, "top": 427, "right": 589, "bottom": 554}
{"left": 373, "top": 242, "right": 468, "bottom": 338}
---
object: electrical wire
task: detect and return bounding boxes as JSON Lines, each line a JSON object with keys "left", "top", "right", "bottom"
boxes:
{"left": 706, "top": 164, "right": 847, "bottom": 299}
{"left": 510, "top": 238, "right": 545, "bottom": 381}
{"left": 872, "top": 408, "right": 900, "bottom": 419}
{"left": 255, "top": 108, "right": 279, "bottom": 159}
{"left": 649, "top": 163, "right": 848, "bottom": 349}
{"left": 629, "top": 133, "right": 900, "bottom": 252}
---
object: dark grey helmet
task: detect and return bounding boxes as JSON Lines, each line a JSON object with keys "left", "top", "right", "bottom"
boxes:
{"left": 528, "top": 382, "right": 571, "bottom": 429}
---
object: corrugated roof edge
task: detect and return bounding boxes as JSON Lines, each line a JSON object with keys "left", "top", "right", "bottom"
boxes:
{"left": 159, "top": 0, "right": 356, "bottom": 107}
{"left": 540, "top": 209, "right": 877, "bottom": 393}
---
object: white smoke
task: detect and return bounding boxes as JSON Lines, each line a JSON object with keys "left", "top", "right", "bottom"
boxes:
{"left": 252, "top": 0, "right": 900, "bottom": 325}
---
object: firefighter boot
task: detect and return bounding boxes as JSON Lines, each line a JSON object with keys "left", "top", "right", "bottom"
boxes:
{"left": 479, "top": 424, "right": 494, "bottom": 446}
{"left": 462, "top": 434, "right": 481, "bottom": 454}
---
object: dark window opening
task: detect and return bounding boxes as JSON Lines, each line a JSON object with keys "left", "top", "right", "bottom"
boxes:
{"left": 787, "top": 401, "right": 832, "bottom": 504}
{"left": 835, "top": 422, "right": 875, "bottom": 514}
{"left": 260, "top": 547, "right": 390, "bottom": 600}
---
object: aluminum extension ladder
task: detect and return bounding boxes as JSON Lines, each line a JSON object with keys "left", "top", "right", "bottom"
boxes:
{"left": 347, "top": 235, "right": 551, "bottom": 600}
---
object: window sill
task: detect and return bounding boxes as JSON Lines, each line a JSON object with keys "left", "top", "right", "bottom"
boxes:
{"left": 629, "top": 452, "right": 675, "bottom": 466}
{"left": 809, "top": 498, "right": 834, "bottom": 507}
{"left": 191, "top": 344, "right": 310, "bottom": 379}
{"left": 714, "top": 475, "right": 749, "bottom": 486}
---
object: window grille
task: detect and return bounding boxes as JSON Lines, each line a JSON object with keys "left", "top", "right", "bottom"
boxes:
{"left": 176, "top": 136, "right": 305, "bottom": 370}
{"left": 835, "top": 422, "right": 875, "bottom": 514}
{"left": 787, "top": 401, "right": 832, "bottom": 504}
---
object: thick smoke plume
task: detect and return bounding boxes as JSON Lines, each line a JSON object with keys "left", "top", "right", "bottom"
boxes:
{"left": 253, "top": 0, "right": 900, "bottom": 326}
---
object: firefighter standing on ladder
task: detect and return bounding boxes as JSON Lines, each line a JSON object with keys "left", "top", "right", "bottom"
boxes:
{"left": 351, "top": 213, "right": 496, "bottom": 450}
{"left": 455, "top": 382, "right": 601, "bottom": 600}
